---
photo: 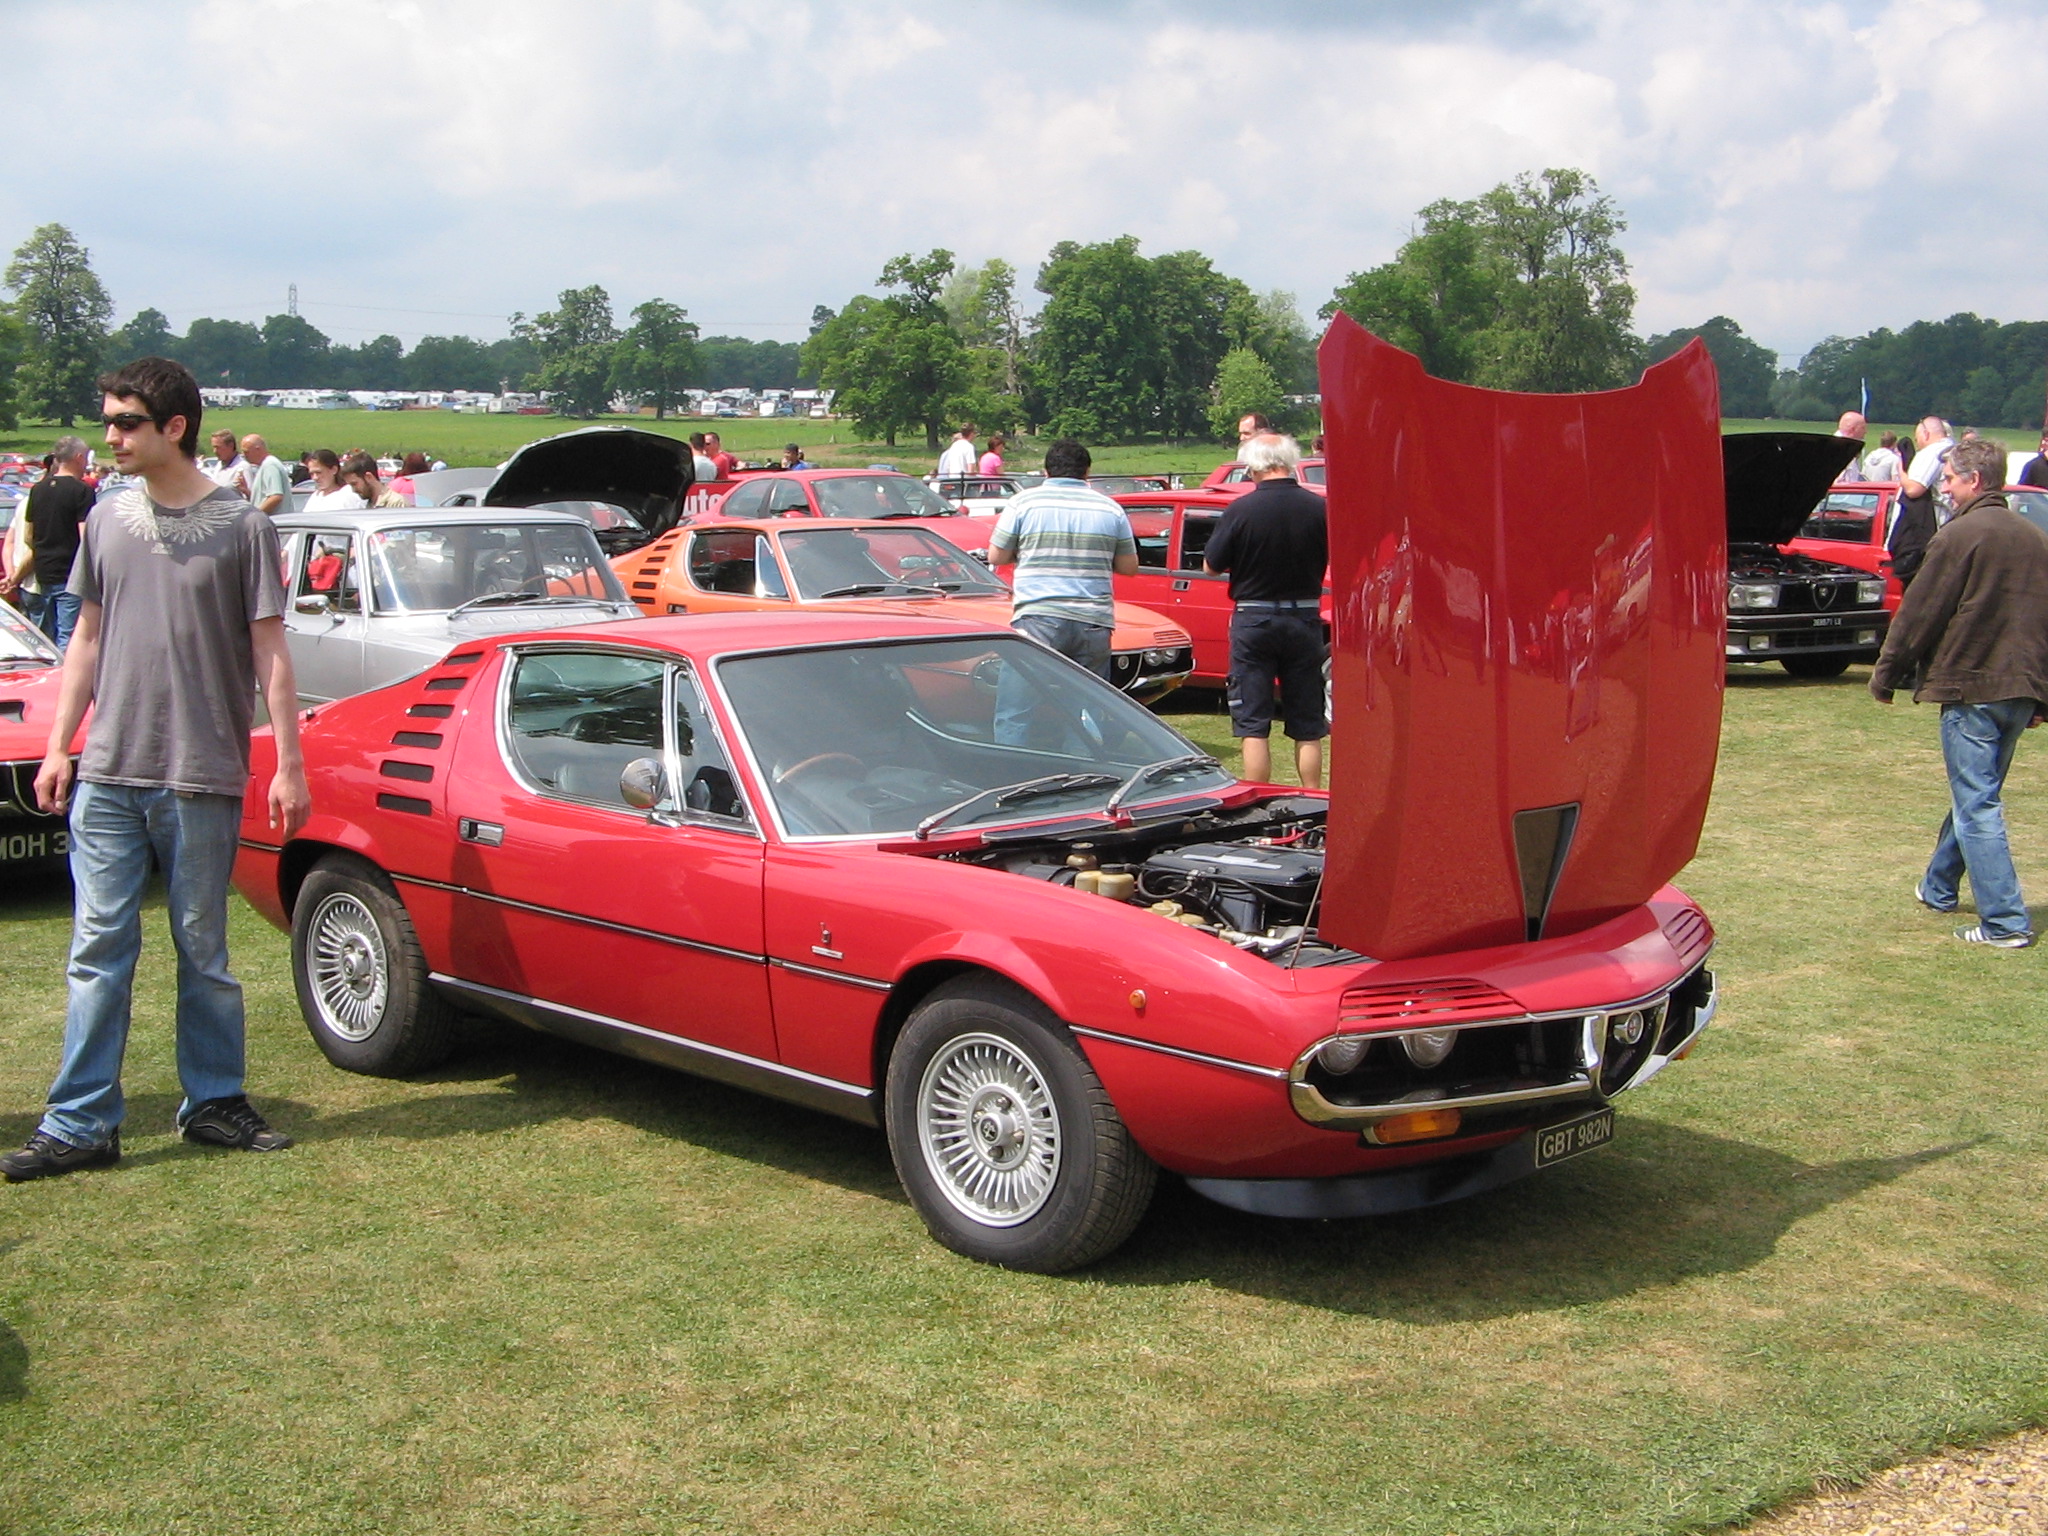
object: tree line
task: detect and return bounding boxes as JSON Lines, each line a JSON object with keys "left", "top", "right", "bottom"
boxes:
{"left": 8, "top": 191, "right": 2047, "bottom": 440}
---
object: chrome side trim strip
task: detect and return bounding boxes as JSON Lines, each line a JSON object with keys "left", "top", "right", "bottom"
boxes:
{"left": 392, "top": 874, "right": 763, "bottom": 966}
{"left": 769, "top": 957, "right": 893, "bottom": 992}
{"left": 1069, "top": 1024, "right": 1289, "bottom": 1081}
{"left": 428, "top": 973, "right": 879, "bottom": 1127}
{"left": 1290, "top": 1075, "right": 1594, "bottom": 1129}
{"left": 238, "top": 838, "right": 282, "bottom": 853}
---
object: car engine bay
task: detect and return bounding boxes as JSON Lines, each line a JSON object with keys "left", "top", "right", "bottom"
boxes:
{"left": 946, "top": 794, "right": 1363, "bottom": 966}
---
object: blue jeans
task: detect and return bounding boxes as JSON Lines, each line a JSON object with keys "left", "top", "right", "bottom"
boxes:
{"left": 40, "top": 782, "right": 249, "bottom": 1147}
{"left": 995, "top": 614, "right": 1113, "bottom": 747}
{"left": 42, "top": 587, "right": 80, "bottom": 650}
{"left": 1922, "top": 699, "right": 2036, "bottom": 940}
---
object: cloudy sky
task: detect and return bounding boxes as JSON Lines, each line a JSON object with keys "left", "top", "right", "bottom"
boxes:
{"left": 7, "top": 0, "right": 2043, "bottom": 366}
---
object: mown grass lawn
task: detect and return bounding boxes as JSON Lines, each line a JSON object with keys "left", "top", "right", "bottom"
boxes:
{"left": 1, "top": 666, "right": 2043, "bottom": 1536}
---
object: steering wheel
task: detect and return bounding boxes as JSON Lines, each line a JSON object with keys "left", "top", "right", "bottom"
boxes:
{"left": 774, "top": 752, "right": 865, "bottom": 786}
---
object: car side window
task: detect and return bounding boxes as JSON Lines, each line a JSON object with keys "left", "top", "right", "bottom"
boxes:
{"left": 296, "top": 532, "right": 361, "bottom": 612}
{"left": 504, "top": 651, "right": 667, "bottom": 809}
{"left": 722, "top": 480, "right": 769, "bottom": 519}
{"left": 1126, "top": 506, "right": 1173, "bottom": 569}
{"left": 671, "top": 665, "right": 750, "bottom": 825}
{"left": 688, "top": 530, "right": 757, "bottom": 595}
{"left": 1179, "top": 512, "right": 1220, "bottom": 571}
{"left": 764, "top": 479, "right": 811, "bottom": 516}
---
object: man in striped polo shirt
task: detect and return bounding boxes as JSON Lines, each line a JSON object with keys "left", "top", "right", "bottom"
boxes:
{"left": 987, "top": 438, "right": 1138, "bottom": 679}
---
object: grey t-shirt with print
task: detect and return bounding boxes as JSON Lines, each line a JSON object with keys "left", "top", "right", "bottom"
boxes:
{"left": 69, "top": 484, "right": 287, "bottom": 796}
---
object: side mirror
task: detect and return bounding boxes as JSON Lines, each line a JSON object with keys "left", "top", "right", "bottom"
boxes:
{"left": 293, "top": 594, "right": 330, "bottom": 615}
{"left": 619, "top": 757, "right": 668, "bottom": 811}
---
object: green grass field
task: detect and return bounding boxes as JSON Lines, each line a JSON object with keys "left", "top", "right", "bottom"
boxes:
{"left": 1, "top": 667, "right": 2044, "bottom": 1534}
{"left": 6, "top": 410, "right": 2020, "bottom": 481}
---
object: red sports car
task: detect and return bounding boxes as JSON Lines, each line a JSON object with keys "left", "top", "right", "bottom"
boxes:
{"left": 692, "top": 469, "right": 995, "bottom": 558}
{"left": 229, "top": 321, "right": 1727, "bottom": 1272}
{"left": 0, "top": 604, "right": 73, "bottom": 872}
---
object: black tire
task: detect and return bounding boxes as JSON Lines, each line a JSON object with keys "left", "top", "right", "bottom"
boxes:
{"left": 1781, "top": 653, "right": 1854, "bottom": 678}
{"left": 885, "top": 977, "right": 1157, "bottom": 1272}
{"left": 290, "top": 855, "right": 457, "bottom": 1076}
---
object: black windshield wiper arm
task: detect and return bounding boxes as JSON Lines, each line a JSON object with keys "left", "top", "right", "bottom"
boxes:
{"left": 446, "top": 591, "right": 545, "bottom": 616}
{"left": 1105, "top": 754, "right": 1223, "bottom": 819}
{"left": 914, "top": 772, "right": 1120, "bottom": 840}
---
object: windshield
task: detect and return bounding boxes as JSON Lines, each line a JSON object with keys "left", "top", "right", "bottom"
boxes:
{"left": 364, "top": 522, "right": 628, "bottom": 612}
{"left": 719, "top": 635, "right": 1235, "bottom": 837}
{"left": 1798, "top": 490, "right": 1881, "bottom": 543}
{"left": 812, "top": 475, "right": 960, "bottom": 521}
{"left": 779, "top": 526, "right": 1005, "bottom": 600}
{"left": 0, "top": 602, "right": 60, "bottom": 667}
{"left": 2009, "top": 489, "right": 2048, "bottom": 540}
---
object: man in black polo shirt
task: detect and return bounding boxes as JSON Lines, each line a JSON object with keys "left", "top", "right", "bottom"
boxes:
{"left": 1204, "top": 432, "right": 1328, "bottom": 789}
{"left": 25, "top": 435, "right": 94, "bottom": 649}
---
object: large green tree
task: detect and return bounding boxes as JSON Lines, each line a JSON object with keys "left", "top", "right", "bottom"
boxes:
{"left": 107, "top": 307, "right": 178, "bottom": 364}
{"left": 518, "top": 286, "right": 619, "bottom": 416}
{"left": 803, "top": 252, "right": 968, "bottom": 448}
{"left": 4, "top": 223, "right": 114, "bottom": 424}
{"left": 1208, "top": 347, "right": 1286, "bottom": 441}
{"left": 1031, "top": 236, "right": 1243, "bottom": 440}
{"left": 260, "top": 313, "right": 333, "bottom": 387}
{"left": 611, "top": 299, "right": 699, "bottom": 419}
{"left": 0, "top": 304, "right": 25, "bottom": 432}
{"left": 1323, "top": 168, "right": 1637, "bottom": 393}
{"left": 406, "top": 334, "right": 498, "bottom": 392}
{"left": 180, "top": 318, "right": 265, "bottom": 386}
{"left": 1644, "top": 316, "right": 1779, "bottom": 417}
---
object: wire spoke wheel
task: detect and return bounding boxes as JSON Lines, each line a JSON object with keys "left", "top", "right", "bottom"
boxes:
{"left": 917, "top": 1032, "right": 1062, "bottom": 1226}
{"left": 306, "top": 891, "right": 390, "bottom": 1042}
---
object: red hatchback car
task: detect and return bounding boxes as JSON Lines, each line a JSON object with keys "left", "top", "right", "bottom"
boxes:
{"left": 229, "top": 321, "right": 1726, "bottom": 1272}
{"left": 692, "top": 469, "right": 995, "bottom": 559}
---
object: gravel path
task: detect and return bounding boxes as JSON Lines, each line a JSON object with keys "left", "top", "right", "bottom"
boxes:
{"left": 1736, "top": 1431, "right": 2048, "bottom": 1534}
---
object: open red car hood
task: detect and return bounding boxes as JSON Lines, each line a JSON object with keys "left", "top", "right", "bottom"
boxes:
{"left": 1318, "top": 319, "right": 1725, "bottom": 960}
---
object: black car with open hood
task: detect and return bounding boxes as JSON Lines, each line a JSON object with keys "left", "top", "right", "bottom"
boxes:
{"left": 1723, "top": 432, "right": 1889, "bottom": 678}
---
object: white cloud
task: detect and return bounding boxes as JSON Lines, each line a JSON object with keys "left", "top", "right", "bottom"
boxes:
{"left": 2, "top": 0, "right": 2045, "bottom": 361}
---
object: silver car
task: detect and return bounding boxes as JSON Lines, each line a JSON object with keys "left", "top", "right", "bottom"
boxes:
{"left": 274, "top": 506, "right": 642, "bottom": 704}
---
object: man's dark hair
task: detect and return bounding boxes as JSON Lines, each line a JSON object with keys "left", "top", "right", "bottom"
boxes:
{"left": 1240, "top": 412, "right": 1273, "bottom": 432}
{"left": 689, "top": 432, "right": 707, "bottom": 450}
{"left": 96, "top": 356, "right": 203, "bottom": 458}
{"left": 1044, "top": 439, "right": 1092, "bottom": 478}
{"left": 342, "top": 452, "right": 380, "bottom": 480}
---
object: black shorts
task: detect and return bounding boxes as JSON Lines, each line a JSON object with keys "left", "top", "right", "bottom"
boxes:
{"left": 1226, "top": 610, "right": 1328, "bottom": 740}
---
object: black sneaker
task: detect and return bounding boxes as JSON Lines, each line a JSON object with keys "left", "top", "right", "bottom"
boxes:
{"left": 2, "top": 1128, "right": 121, "bottom": 1182}
{"left": 177, "top": 1096, "right": 294, "bottom": 1152}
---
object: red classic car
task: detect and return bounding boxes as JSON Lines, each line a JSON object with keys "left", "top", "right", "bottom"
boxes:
{"left": 1201, "top": 457, "right": 1327, "bottom": 492}
{"left": 690, "top": 469, "right": 995, "bottom": 558}
{"left": 229, "top": 321, "right": 1726, "bottom": 1272}
{"left": 0, "top": 604, "right": 73, "bottom": 872}
{"left": 1786, "top": 480, "right": 1903, "bottom": 608}
{"left": 612, "top": 517, "right": 1193, "bottom": 702}
{"left": 1112, "top": 488, "right": 1331, "bottom": 686}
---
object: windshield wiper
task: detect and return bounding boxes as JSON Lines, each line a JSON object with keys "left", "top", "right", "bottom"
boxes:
{"left": 1104, "top": 754, "right": 1223, "bottom": 819}
{"left": 816, "top": 581, "right": 944, "bottom": 599}
{"left": 914, "top": 772, "right": 1120, "bottom": 840}
{"left": 447, "top": 592, "right": 619, "bottom": 617}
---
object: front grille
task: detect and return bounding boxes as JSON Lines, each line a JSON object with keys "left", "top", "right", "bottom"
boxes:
{"left": 0, "top": 760, "right": 43, "bottom": 818}
{"left": 1154, "top": 627, "right": 1190, "bottom": 646}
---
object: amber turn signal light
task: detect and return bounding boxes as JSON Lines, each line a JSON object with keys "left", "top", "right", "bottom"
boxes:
{"left": 1367, "top": 1108, "right": 1463, "bottom": 1145}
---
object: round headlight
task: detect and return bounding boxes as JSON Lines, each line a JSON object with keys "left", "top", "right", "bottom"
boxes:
{"left": 1611, "top": 1010, "right": 1646, "bottom": 1045}
{"left": 1401, "top": 1028, "right": 1456, "bottom": 1068}
{"left": 1316, "top": 1036, "right": 1370, "bottom": 1074}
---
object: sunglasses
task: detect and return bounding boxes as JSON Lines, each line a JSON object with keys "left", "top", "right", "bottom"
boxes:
{"left": 101, "top": 412, "right": 156, "bottom": 432}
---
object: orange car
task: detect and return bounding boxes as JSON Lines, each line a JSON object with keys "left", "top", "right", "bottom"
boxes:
{"left": 615, "top": 518, "right": 1194, "bottom": 703}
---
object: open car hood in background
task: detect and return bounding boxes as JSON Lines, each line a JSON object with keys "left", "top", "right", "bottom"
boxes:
{"left": 485, "top": 427, "right": 694, "bottom": 536}
{"left": 1723, "top": 432, "right": 1864, "bottom": 545}
{"left": 1317, "top": 318, "right": 1726, "bottom": 961}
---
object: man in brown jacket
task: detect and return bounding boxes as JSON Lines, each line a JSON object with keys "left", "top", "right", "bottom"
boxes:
{"left": 1871, "top": 436, "right": 2048, "bottom": 947}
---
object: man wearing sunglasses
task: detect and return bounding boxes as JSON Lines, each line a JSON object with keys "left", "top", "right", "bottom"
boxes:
{"left": 2, "top": 357, "right": 311, "bottom": 1182}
